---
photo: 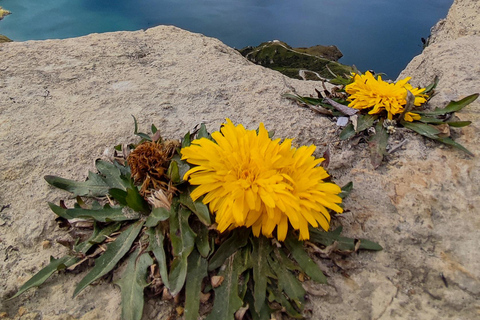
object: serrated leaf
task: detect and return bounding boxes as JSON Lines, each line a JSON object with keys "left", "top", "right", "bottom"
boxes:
{"left": 9, "top": 256, "right": 72, "bottom": 299}
{"left": 423, "top": 76, "right": 438, "bottom": 95}
{"left": 205, "top": 251, "right": 249, "bottom": 320}
{"left": 417, "top": 93, "right": 478, "bottom": 116}
{"left": 132, "top": 115, "right": 152, "bottom": 141}
{"left": 369, "top": 120, "right": 388, "bottom": 168}
{"left": 168, "top": 206, "right": 196, "bottom": 296}
{"left": 179, "top": 187, "right": 211, "bottom": 225}
{"left": 418, "top": 116, "right": 446, "bottom": 124}
{"left": 208, "top": 228, "right": 250, "bottom": 271}
{"left": 402, "top": 121, "right": 473, "bottom": 155}
{"left": 73, "top": 220, "right": 145, "bottom": 297}
{"left": 309, "top": 227, "right": 383, "bottom": 251}
{"left": 146, "top": 227, "right": 169, "bottom": 289}
{"left": 269, "top": 286, "right": 303, "bottom": 319}
{"left": 45, "top": 171, "right": 109, "bottom": 197}
{"left": 184, "top": 250, "right": 208, "bottom": 320}
{"left": 252, "top": 237, "right": 273, "bottom": 314}
{"left": 339, "top": 181, "right": 353, "bottom": 199}
{"left": 95, "top": 159, "right": 129, "bottom": 190}
{"left": 145, "top": 207, "right": 170, "bottom": 227}
{"left": 356, "top": 114, "right": 377, "bottom": 133}
{"left": 268, "top": 254, "right": 305, "bottom": 304}
{"left": 66, "top": 204, "right": 140, "bottom": 222}
{"left": 88, "top": 222, "right": 122, "bottom": 245}
{"left": 284, "top": 236, "right": 327, "bottom": 284}
{"left": 339, "top": 123, "right": 355, "bottom": 140}
{"left": 169, "top": 206, "right": 196, "bottom": 258}
{"left": 171, "top": 154, "right": 191, "bottom": 184}
{"left": 115, "top": 249, "right": 153, "bottom": 320}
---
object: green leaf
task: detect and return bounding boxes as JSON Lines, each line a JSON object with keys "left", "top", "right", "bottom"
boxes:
{"left": 401, "top": 121, "right": 473, "bottom": 156}
{"left": 182, "top": 131, "right": 192, "bottom": 148}
{"left": 268, "top": 254, "right": 305, "bottom": 304}
{"left": 251, "top": 237, "right": 273, "bottom": 315}
{"left": 146, "top": 227, "right": 170, "bottom": 289}
{"left": 368, "top": 120, "right": 388, "bottom": 168}
{"left": 66, "top": 204, "right": 140, "bottom": 222}
{"left": 356, "top": 114, "right": 377, "bottom": 133}
{"left": 88, "top": 222, "right": 122, "bottom": 245}
{"left": 423, "top": 76, "right": 439, "bottom": 95}
{"left": 73, "top": 220, "right": 145, "bottom": 297}
{"left": 268, "top": 286, "right": 303, "bottom": 319}
{"left": 179, "top": 187, "right": 211, "bottom": 225}
{"left": 284, "top": 236, "right": 327, "bottom": 283}
{"left": 167, "top": 160, "right": 180, "bottom": 184}
{"left": 309, "top": 227, "right": 383, "bottom": 251}
{"left": 132, "top": 115, "right": 152, "bottom": 141}
{"left": 208, "top": 228, "right": 250, "bottom": 271}
{"left": 169, "top": 206, "right": 196, "bottom": 258}
{"left": 184, "top": 250, "right": 208, "bottom": 320}
{"left": 168, "top": 206, "right": 196, "bottom": 296}
{"left": 401, "top": 121, "right": 441, "bottom": 139}
{"left": 418, "top": 116, "right": 446, "bottom": 124}
{"left": 48, "top": 202, "right": 74, "bottom": 219}
{"left": 115, "top": 249, "right": 153, "bottom": 320}
{"left": 45, "top": 171, "right": 109, "bottom": 197}
{"left": 339, "top": 181, "right": 353, "bottom": 199}
{"left": 446, "top": 121, "right": 472, "bottom": 127}
{"left": 170, "top": 154, "right": 191, "bottom": 183}
{"left": 437, "top": 137, "right": 474, "bottom": 156}
{"left": 9, "top": 256, "right": 72, "bottom": 299}
{"left": 339, "top": 123, "right": 355, "bottom": 140}
{"left": 195, "top": 225, "right": 211, "bottom": 258}
{"left": 168, "top": 256, "right": 188, "bottom": 297}
{"left": 125, "top": 187, "right": 150, "bottom": 213}
{"left": 417, "top": 93, "right": 479, "bottom": 116}
{"left": 145, "top": 207, "right": 170, "bottom": 227}
{"left": 197, "top": 123, "right": 211, "bottom": 140}
{"left": 151, "top": 124, "right": 158, "bottom": 134}
{"left": 205, "top": 251, "right": 249, "bottom": 320}
{"left": 95, "top": 159, "right": 129, "bottom": 190}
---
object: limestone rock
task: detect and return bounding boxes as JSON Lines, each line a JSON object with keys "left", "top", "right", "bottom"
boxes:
{"left": 428, "top": 0, "right": 480, "bottom": 44}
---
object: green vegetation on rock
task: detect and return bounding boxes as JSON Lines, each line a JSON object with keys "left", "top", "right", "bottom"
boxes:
{"left": 0, "top": 35, "right": 12, "bottom": 43}
{"left": 238, "top": 40, "right": 353, "bottom": 81}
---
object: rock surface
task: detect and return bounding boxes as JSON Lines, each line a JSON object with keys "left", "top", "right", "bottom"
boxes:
{"left": 1, "top": 1, "right": 479, "bottom": 319}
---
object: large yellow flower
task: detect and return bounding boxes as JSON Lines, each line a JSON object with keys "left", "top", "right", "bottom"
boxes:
{"left": 345, "top": 71, "right": 426, "bottom": 121}
{"left": 181, "top": 119, "right": 343, "bottom": 241}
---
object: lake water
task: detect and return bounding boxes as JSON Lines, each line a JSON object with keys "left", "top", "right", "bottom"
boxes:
{"left": 0, "top": 0, "right": 453, "bottom": 78}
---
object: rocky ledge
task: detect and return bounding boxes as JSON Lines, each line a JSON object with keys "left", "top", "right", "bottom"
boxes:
{"left": 1, "top": 0, "right": 479, "bottom": 319}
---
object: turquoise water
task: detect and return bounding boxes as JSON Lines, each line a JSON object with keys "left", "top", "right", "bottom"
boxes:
{"left": 0, "top": 0, "right": 453, "bottom": 78}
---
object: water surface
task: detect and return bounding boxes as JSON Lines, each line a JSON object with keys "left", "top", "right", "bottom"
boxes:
{"left": 0, "top": 0, "right": 453, "bottom": 78}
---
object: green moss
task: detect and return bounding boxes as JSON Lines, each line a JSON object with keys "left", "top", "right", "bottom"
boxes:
{"left": 238, "top": 41, "right": 353, "bottom": 81}
{"left": 0, "top": 35, "right": 12, "bottom": 43}
{"left": 0, "top": 7, "right": 11, "bottom": 20}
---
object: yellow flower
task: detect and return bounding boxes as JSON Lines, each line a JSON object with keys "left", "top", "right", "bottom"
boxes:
{"left": 345, "top": 71, "right": 427, "bottom": 121}
{"left": 181, "top": 119, "right": 343, "bottom": 241}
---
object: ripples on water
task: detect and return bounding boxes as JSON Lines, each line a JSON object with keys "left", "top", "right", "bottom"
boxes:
{"left": 0, "top": 0, "right": 453, "bottom": 78}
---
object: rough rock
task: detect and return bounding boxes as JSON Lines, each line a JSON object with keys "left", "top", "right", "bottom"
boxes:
{"left": 1, "top": 1, "right": 479, "bottom": 319}
{"left": 428, "top": 0, "right": 480, "bottom": 45}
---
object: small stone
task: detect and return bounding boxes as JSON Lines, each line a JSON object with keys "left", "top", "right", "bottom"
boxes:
{"left": 17, "top": 307, "right": 27, "bottom": 317}
{"left": 211, "top": 275, "right": 224, "bottom": 288}
{"left": 42, "top": 240, "right": 51, "bottom": 249}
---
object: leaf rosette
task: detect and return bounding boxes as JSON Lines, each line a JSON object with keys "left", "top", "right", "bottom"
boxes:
{"left": 11, "top": 118, "right": 382, "bottom": 320}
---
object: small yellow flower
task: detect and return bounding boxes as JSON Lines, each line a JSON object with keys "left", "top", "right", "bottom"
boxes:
{"left": 345, "top": 71, "right": 426, "bottom": 121}
{"left": 181, "top": 119, "right": 343, "bottom": 241}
